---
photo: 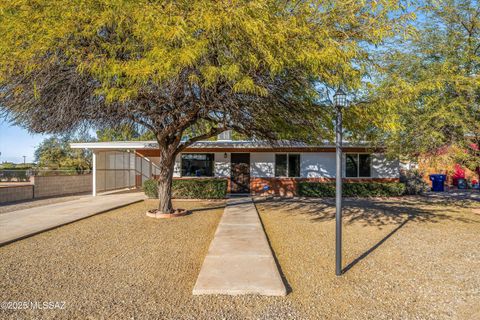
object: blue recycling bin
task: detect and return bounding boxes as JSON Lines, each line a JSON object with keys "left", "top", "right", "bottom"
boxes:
{"left": 457, "top": 178, "right": 467, "bottom": 189}
{"left": 429, "top": 174, "right": 447, "bottom": 192}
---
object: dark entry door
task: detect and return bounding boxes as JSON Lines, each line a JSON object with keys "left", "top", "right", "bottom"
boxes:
{"left": 231, "top": 153, "right": 250, "bottom": 193}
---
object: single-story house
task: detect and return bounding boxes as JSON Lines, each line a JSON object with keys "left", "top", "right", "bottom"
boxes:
{"left": 71, "top": 132, "right": 399, "bottom": 196}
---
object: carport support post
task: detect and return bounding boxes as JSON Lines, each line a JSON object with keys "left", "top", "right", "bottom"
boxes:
{"left": 92, "top": 151, "right": 97, "bottom": 197}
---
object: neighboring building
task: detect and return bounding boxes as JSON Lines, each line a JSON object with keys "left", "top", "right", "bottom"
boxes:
{"left": 71, "top": 132, "right": 400, "bottom": 196}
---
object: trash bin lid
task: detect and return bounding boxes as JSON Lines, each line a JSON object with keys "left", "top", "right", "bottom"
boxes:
{"left": 429, "top": 174, "right": 447, "bottom": 182}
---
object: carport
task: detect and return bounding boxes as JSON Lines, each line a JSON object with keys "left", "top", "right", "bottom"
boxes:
{"left": 71, "top": 141, "right": 162, "bottom": 196}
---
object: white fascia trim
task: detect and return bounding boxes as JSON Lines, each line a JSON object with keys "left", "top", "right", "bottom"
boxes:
{"left": 70, "top": 139, "right": 375, "bottom": 150}
{"left": 70, "top": 141, "right": 158, "bottom": 149}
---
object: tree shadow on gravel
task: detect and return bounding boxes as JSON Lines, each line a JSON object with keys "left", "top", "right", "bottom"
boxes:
{"left": 341, "top": 214, "right": 412, "bottom": 274}
{"left": 256, "top": 196, "right": 479, "bottom": 227}
{"left": 256, "top": 196, "right": 479, "bottom": 274}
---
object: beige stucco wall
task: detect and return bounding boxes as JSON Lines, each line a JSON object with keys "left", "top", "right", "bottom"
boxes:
{"left": 32, "top": 175, "right": 92, "bottom": 199}
{"left": 0, "top": 185, "right": 34, "bottom": 203}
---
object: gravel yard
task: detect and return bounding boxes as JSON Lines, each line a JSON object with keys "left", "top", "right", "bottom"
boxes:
{"left": 0, "top": 196, "right": 479, "bottom": 319}
{"left": 256, "top": 196, "right": 480, "bottom": 320}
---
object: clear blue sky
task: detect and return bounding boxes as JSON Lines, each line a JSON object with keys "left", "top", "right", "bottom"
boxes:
{"left": 0, "top": 121, "right": 48, "bottom": 164}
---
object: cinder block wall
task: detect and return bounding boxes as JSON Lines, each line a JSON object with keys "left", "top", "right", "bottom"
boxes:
{"left": 32, "top": 175, "right": 92, "bottom": 199}
{"left": 0, "top": 185, "right": 34, "bottom": 203}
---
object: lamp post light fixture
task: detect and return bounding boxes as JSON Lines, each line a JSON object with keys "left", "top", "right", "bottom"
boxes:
{"left": 333, "top": 88, "right": 347, "bottom": 276}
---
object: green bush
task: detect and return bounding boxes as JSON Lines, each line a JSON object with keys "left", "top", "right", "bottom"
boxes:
{"left": 143, "top": 179, "right": 158, "bottom": 198}
{"left": 298, "top": 182, "right": 406, "bottom": 197}
{"left": 399, "top": 170, "right": 429, "bottom": 195}
{"left": 173, "top": 179, "right": 228, "bottom": 199}
{"left": 0, "top": 170, "right": 30, "bottom": 182}
{"left": 143, "top": 178, "right": 227, "bottom": 199}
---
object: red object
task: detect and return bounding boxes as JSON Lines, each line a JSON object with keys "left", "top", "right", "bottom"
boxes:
{"left": 452, "top": 164, "right": 466, "bottom": 187}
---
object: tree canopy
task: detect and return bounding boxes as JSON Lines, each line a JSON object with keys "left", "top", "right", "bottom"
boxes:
{"left": 0, "top": 0, "right": 411, "bottom": 212}
{"left": 362, "top": 0, "right": 479, "bottom": 174}
{"left": 1, "top": 0, "right": 409, "bottom": 139}
{"left": 34, "top": 136, "right": 93, "bottom": 172}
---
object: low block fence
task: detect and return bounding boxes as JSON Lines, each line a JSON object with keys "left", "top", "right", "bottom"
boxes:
{"left": 0, "top": 174, "right": 92, "bottom": 204}
{"left": 0, "top": 185, "right": 35, "bottom": 203}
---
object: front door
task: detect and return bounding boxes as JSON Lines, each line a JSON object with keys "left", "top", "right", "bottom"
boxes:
{"left": 231, "top": 153, "right": 250, "bottom": 193}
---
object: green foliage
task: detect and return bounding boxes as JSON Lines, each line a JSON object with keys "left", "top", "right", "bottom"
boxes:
{"left": 298, "top": 182, "right": 406, "bottom": 197}
{"left": 172, "top": 179, "right": 228, "bottom": 199}
{"left": 0, "top": 0, "right": 407, "bottom": 96}
{"left": 143, "top": 179, "right": 158, "bottom": 199}
{"left": 143, "top": 178, "right": 227, "bottom": 199}
{"left": 0, "top": 0, "right": 411, "bottom": 141}
{"left": 0, "top": 170, "right": 29, "bottom": 182}
{"left": 399, "top": 169, "right": 429, "bottom": 195}
{"left": 362, "top": 0, "right": 480, "bottom": 172}
{"left": 96, "top": 124, "right": 155, "bottom": 142}
{"left": 34, "top": 136, "right": 92, "bottom": 172}
{"left": 0, "top": 0, "right": 413, "bottom": 212}
{"left": 0, "top": 163, "right": 33, "bottom": 169}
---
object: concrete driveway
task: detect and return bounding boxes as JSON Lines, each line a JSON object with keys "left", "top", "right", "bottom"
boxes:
{"left": 0, "top": 192, "right": 145, "bottom": 246}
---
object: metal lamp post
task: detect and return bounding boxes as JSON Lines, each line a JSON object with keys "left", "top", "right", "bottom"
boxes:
{"left": 333, "top": 88, "right": 347, "bottom": 276}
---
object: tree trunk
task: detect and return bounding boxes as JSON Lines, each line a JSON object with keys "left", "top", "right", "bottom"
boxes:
{"left": 156, "top": 147, "right": 176, "bottom": 214}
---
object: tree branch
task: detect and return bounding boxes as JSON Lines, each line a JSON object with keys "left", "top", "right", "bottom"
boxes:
{"left": 176, "top": 126, "right": 227, "bottom": 154}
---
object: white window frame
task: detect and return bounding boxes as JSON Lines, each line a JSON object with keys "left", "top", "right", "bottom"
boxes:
{"left": 345, "top": 153, "right": 372, "bottom": 178}
{"left": 274, "top": 153, "right": 301, "bottom": 178}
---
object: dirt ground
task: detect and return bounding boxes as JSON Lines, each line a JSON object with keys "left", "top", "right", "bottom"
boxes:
{"left": 0, "top": 196, "right": 479, "bottom": 319}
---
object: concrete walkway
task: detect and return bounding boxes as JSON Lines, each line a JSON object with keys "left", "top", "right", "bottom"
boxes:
{"left": 0, "top": 192, "right": 145, "bottom": 246}
{"left": 193, "top": 197, "right": 286, "bottom": 296}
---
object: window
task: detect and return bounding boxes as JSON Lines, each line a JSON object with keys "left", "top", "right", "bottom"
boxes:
{"left": 346, "top": 154, "right": 371, "bottom": 177}
{"left": 275, "top": 154, "right": 287, "bottom": 177}
{"left": 288, "top": 154, "right": 300, "bottom": 177}
{"left": 359, "top": 154, "right": 371, "bottom": 177}
{"left": 275, "top": 154, "right": 301, "bottom": 177}
{"left": 181, "top": 153, "right": 214, "bottom": 177}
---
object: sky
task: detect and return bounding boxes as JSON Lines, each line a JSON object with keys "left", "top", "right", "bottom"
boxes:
{"left": 0, "top": 121, "right": 48, "bottom": 164}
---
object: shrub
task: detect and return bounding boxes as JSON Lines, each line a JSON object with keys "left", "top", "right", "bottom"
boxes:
{"left": 173, "top": 179, "right": 228, "bottom": 199}
{"left": 0, "top": 170, "right": 30, "bottom": 182}
{"left": 399, "top": 169, "right": 429, "bottom": 195}
{"left": 298, "top": 181, "right": 406, "bottom": 197}
{"left": 143, "top": 178, "right": 228, "bottom": 199}
{"left": 143, "top": 179, "right": 158, "bottom": 198}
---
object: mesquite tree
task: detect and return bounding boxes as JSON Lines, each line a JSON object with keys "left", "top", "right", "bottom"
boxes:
{"left": 0, "top": 0, "right": 409, "bottom": 213}
{"left": 359, "top": 0, "right": 480, "bottom": 178}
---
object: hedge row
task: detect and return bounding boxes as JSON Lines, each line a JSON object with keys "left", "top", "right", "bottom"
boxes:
{"left": 143, "top": 178, "right": 228, "bottom": 199}
{"left": 0, "top": 170, "right": 30, "bottom": 182}
{"left": 298, "top": 182, "right": 406, "bottom": 197}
